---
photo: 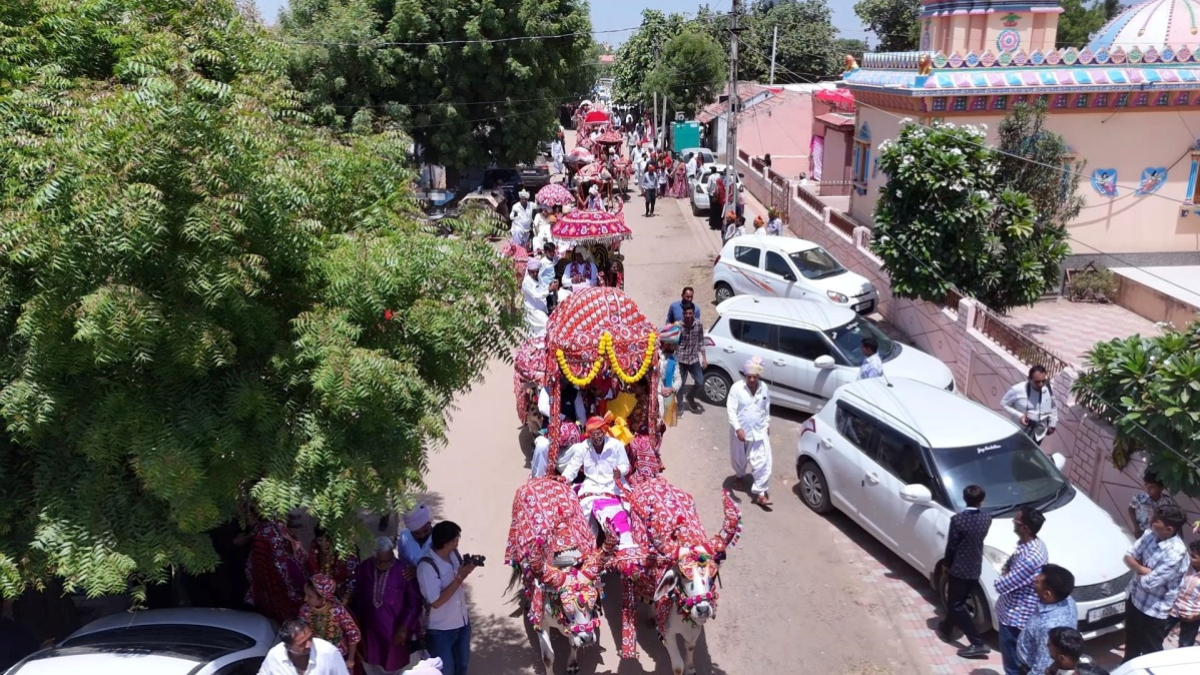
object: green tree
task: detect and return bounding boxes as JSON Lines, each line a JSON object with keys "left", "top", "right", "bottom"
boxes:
{"left": 853, "top": 0, "right": 920, "bottom": 52}
{"left": 1055, "top": 0, "right": 1124, "bottom": 49}
{"left": 0, "top": 0, "right": 521, "bottom": 599}
{"left": 749, "top": 0, "right": 842, "bottom": 83}
{"left": 611, "top": 9, "right": 692, "bottom": 104}
{"left": 870, "top": 114, "right": 1070, "bottom": 312}
{"left": 836, "top": 38, "right": 870, "bottom": 60}
{"left": 1074, "top": 320, "right": 1200, "bottom": 497}
{"left": 282, "top": 0, "right": 595, "bottom": 172}
{"left": 643, "top": 30, "right": 727, "bottom": 119}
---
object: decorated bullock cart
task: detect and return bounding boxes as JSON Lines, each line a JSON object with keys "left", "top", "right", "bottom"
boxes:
{"left": 551, "top": 209, "right": 631, "bottom": 290}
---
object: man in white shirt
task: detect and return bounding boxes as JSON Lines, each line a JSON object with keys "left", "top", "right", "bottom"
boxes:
{"left": 727, "top": 357, "right": 773, "bottom": 508}
{"left": 531, "top": 419, "right": 581, "bottom": 478}
{"left": 531, "top": 207, "right": 554, "bottom": 251}
{"left": 561, "top": 416, "right": 636, "bottom": 549}
{"left": 1000, "top": 364, "right": 1058, "bottom": 445}
{"left": 858, "top": 337, "right": 883, "bottom": 380}
{"left": 258, "top": 619, "right": 349, "bottom": 675}
{"left": 562, "top": 246, "right": 597, "bottom": 290}
{"left": 417, "top": 521, "right": 476, "bottom": 675}
{"left": 396, "top": 504, "right": 434, "bottom": 567}
{"left": 509, "top": 190, "right": 535, "bottom": 247}
{"left": 522, "top": 259, "right": 550, "bottom": 336}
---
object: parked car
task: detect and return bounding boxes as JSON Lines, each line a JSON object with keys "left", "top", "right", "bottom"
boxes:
{"left": 713, "top": 235, "right": 879, "bottom": 314}
{"left": 795, "top": 377, "right": 1134, "bottom": 639}
{"left": 701, "top": 296, "right": 953, "bottom": 412}
{"left": 517, "top": 157, "right": 552, "bottom": 189}
{"left": 689, "top": 164, "right": 742, "bottom": 216}
{"left": 5, "top": 608, "right": 275, "bottom": 675}
{"left": 679, "top": 147, "right": 716, "bottom": 166}
{"left": 1109, "top": 646, "right": 1200, "bottom": 675}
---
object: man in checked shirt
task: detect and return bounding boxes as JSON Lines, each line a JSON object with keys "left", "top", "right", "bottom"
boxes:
{"left": 994, "top": 506, "right": 1049, "bottom": 675}
{"left": 1122, "top": 503, "right": 1191, "bottom": 662}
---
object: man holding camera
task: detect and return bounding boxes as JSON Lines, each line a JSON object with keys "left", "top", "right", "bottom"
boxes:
{"left": 417, "top": 521, "right": 478, "bottom": 675}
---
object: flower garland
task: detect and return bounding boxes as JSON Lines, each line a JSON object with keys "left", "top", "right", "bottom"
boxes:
{"left": 555, "top": 331, "right": 657, "bottom": 387}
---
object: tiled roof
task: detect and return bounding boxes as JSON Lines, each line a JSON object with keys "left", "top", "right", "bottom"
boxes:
{"left": 696, "top": 82, "right": 772, "bottom": 122}
{"left": 815, "top": 112, "right": 855, "bottom": 128}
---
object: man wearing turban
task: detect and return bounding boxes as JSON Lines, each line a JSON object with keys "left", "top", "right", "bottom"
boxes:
{"left": 521, "top": 258, "right": 550, "bottom": 336}
{"left": 728, "top": 356, "right": 774, "bottom": 508}
{"left": 561, "top": 245, "right": 597, "bottom": 291}
{"left": 560, "top": 415, "right": 636, "bottom": 549}
{"left": 509, "top": 189, "right": 535, "bottom": 247}
{"left": 397, "top": 505, "right": 434, "bottom": 567}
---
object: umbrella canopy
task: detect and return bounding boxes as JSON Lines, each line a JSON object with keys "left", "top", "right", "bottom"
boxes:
{"left": 815, "top": 88, "right": 855, "bottom": 111}
{"left": 584, "top": 110, "right": 610, "bottom": 125}
{"left": 576, "top": 136, "right": 594, "bottom": 150}
{"left": 577, "top": 162, "right": 602, "bottom": 178}
{"left": 594, "top": 129, "right": 623, "bottom": 145}
{"left": 536, "top": 183, "right": 574, "bottom": 207}
{"left": 552, "top": 208, "right": 630, "bottom": 247}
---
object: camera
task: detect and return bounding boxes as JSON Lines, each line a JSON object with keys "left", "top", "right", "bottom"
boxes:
{"left": 461, "top": 553, "right": 486, "bottom": 567}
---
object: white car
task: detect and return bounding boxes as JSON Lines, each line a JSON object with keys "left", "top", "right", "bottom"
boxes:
{"left": 6, "top": 608, "right": 276, "bottom": 675}
{"left": 1110, "top": 646, "right": 1200, "bottom": 674}
{"left": 679, "top": 147, "right": 716, "bottom": 167}
{"left": 713, "top": 235, "right": 880, "bottom": 314}
{"left": 701, "top": 296, "right": 953, "bottom": 412}
{"left": 795, "top": 377, "right": 1134, "bottom": 639}
{"left": 689, "top": 164, "right": 733, "bottom": 217}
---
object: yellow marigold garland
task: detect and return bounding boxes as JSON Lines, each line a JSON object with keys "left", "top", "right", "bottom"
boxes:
{"left": 557, "top": 348, "right": 603, "bottom": 387}
{"left": 556, "top": 331, "right": 658, "bottom": 387}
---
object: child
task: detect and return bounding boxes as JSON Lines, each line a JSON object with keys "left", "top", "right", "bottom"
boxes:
{"left": 1128, "top": 470, "right": 1177, "bottom": 534}
{"left": 300, "top": 573, "right": 362, "bottom": 671}
{"left": 1047, "top": 626, "right": 1084, "bottom": 673}
{"left": 1168, "top": 540, "right": 1200, "bottom": 648}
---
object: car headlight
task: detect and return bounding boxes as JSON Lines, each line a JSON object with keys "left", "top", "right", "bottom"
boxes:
{"left": 826, "top": 290, "right": 850, "bottom": 303}
{"left": 983, "top": 545, "right": 1010, "bottom": 572}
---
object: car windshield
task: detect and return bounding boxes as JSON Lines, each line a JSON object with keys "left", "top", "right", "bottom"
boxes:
{"left": 825, "top": 319, "right": 895, "bottom": 365}
{"left": 930, "top": 432, "right": 1069, "bottom": 513}
{"left": 61, "top": 625, "right": 256, "bottom": 655}
{"left": 788, "top": 247, "right": 846, "bottom": 280}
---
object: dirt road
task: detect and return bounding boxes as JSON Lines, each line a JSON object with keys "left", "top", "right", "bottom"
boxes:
{"left": 416, "top": 181, "right": 926, "bottom": 674}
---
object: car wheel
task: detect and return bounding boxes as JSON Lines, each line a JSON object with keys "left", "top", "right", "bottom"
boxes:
{"left": 938, "top": 573, "right": 993, "bottom": 636}
{"left": 691, "top": 199, "right": 701, "bottom": 216}
{"left": 714, "top": 282, "right": 734, "bottom": 304}
{"left": 797, "top": 460, "right": 833, "bottom": 513}
{"left": 701, "top": 368, "right": 732, "bottom": 405}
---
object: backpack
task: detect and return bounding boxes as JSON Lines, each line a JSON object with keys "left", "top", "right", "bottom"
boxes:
{"left": 416, "top": 551, "right": 462, "bottom": 611}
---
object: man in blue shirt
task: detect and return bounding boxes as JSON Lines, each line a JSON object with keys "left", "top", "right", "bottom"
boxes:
{"left": 665, "top": 287, "right": 700, "bottom": 324}
{"left": 1123, "top": 502, "right": 1191, "bottom": 662}
{"left": 1017, "top": 563, "right": 1077, "bottom": 675}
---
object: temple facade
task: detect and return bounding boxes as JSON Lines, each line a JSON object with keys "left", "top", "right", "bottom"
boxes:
{"left": 840, "top": 0, "right": 1200, "bottom": 257}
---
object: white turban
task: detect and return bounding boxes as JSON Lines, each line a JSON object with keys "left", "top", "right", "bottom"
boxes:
{"left": 375, "top": 536, "right": 395, "bottom": 553}
{"left": 403, "top": 504, "right": 431, "bottom": 531}
{"left": 526, "top": 258, "right": 543, "bottom": 272}
{"left": 574, "top": 244, "right": 587, "bottom": 255}
{"left": 518, "top": 190, "right": 530, "bottom": 199}
{"left": 743, "top": 356, "right": 764, "bottom": 376}
{"left": 589, "top": 185, "right": 599, "bottom": 196}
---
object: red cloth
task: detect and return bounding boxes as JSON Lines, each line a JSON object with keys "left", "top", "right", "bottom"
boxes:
{"left": 714, "top": 177, "right": 726, "bottom": 207}
{"left": 306, "top": 543, "right": 359, "bottom": 600}
{"left": 244, "top": 520, "right": 307, "bottom": 624}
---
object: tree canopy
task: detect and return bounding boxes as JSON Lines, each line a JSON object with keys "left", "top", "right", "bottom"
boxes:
{"left": 1055, "top": 0, "right": 1124, "bottom": 49}
{"left": 0, "top": 0, "right": 521, "bottom": 599}
{"left": 853, "top": 0, "right": 920, "bottom": 52}
{"left": 642, "top": 30, "right": 727, "bottom": 119}
{"left": 871, "top": 105, "right": 1074, "bottom": 312}
{"left": 611, "top": 9, "right": 693, "bottom": 105}
{"left": 281, "top": 0, "right": 596, "bottom": 171}
{"left": 1074, "top": 319, "right": 1200, "bottom": 497}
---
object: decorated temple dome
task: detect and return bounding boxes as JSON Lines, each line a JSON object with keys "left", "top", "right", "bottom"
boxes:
{"left": 1087, "top": 0, "right": 1200, "bottom": 52}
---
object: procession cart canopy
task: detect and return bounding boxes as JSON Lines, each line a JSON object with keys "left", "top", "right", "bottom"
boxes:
{"left": 546, "top": 286, "right": 654, "bottom": 379}
{"left": 551, "top": 209, "right": 630, "bottom": 247}
{"left": 576, "top": 162, "right": 603, "bottom": 179}
{"left": 535, "top": 183, "right": 575, "bottom": 207}
{"left": 584, "top": 110, "right": 610, "bottom": 125}
{"left": 594, "top": 129, "right": 624, "bottom": 145}
{"left": 576, "top": 136, "right": 595, "bottom": 150}
{"left": 565, "top": 148, "right": 594, "bottom": 165}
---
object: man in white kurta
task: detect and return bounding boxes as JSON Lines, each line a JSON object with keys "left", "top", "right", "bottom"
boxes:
{"left": 561, "top": 246, "right": 598, "bottom": 290}
{"left": 509, "top": 190, "right": 535, "bottom": 247}
{"left": 560, "top": 417, "right": 636, "bottom": 549}
{"left": 727, "top": 357, "right": 773, "bottom": 507}
{"left": 521, "top": 259, "right": 549, "bottom": 336}
{"left": 531, "top": 208, "right": 554, "bottom": 252}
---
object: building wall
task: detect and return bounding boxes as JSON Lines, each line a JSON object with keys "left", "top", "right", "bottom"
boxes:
{"left": 737, "top": 152, "right": 1200, "bottom": 530}
{"left": 845, "top": 105, "right": 1200, "bottom": 254}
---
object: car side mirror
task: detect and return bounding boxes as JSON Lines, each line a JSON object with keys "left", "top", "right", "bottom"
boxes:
{"left": 899, "top": 484, "right": 933, "bottom": 505}
{"left": 1051, "top": 453, "right": 1067, "bottom": 471}
{"left": 814, "top": 355, "right": 836, "bottom": 369}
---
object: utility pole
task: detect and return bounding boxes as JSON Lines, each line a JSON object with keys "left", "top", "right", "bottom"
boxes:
{"left": 725, "top": 0, "right": 742, "bottom": 217}
{"left": 769, "top": 25, "right": 778, "bottom": 86}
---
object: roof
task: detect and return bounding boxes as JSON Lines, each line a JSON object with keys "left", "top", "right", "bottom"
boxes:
{"left": 1088, "top": 0, "right": 1200, "bottom": 52}
{"left": 838, "top": 378, "right": 1019, "bottom": 448}
{"left": 815, "top": 112, "right": 855, "bottom": 128}
{"left": 69, "top": 608, "right": 275, "bottom": 646}
{"left": 716, "top": 295, "right": 858, "bottom": 331}
{"left": 10, "top": 651, "right": 210, "bottom": 675}
{"left": 598, "top": 54, "right": 615, "bottom": 64}
{"left": 732, "top": 89, "right": 814, "bottom": 177}
{"left": 696, "top": 82, "right": 772, "bottom": 123}
{"left": 722, "top": 233, "right": 820, "bottom": 254}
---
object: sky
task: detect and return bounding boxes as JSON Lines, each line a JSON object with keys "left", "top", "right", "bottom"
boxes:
{"left": 251, "top": 0, "right": 871, "bottom": 44}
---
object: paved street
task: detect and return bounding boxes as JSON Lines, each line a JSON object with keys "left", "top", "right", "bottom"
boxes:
{"left": 415, "top": 185, "right": 928, "bottom": 674}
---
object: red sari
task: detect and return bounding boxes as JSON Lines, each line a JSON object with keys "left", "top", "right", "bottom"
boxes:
{"left": 244, "top": 520, "right": 307, "bottom": 624}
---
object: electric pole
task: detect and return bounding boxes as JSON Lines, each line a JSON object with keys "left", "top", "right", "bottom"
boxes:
{"left": 769, "top": 25, "right": 778, "bottom": 86}
{"left": 725, "top": 0, "right": 742, "bottom": 217}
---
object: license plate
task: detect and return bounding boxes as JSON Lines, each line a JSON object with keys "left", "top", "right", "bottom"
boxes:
{"left": 854, "top": 301, "right": 874, "bottom": 313}
{"left": 1087, "top": 601, "right": 1125, "bottom": 623}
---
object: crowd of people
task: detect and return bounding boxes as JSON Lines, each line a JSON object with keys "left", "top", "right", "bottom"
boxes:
{"left": 243, "top": 503, "right": 475, "bottom": 675}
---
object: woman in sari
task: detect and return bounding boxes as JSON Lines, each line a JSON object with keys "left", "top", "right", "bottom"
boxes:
{"left": 668, "top": 159, "right": 689, "bottom": 198}
{"left": 354, "top": 537, "right": 423, "bottom": 675}
{"left": 306, "top": 527, "right": 359, "bottom": 604}
{"left": 243, "top": 511, "right": 307, "bottom": 624}
{"left": 300, "top": 573, "right": 362, "bottom": 671}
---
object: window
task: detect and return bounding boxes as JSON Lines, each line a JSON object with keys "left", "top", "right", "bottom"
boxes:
{"left": 728, "top": 319, "right": 773, "bottom": 348}
{"left": 1116, "top": 92, "right": 1130, "bottom": 107}
{"left": 1135, "top": 92, "right": 1150, "bottom": 106}
{"left": 932, "top": 97, "right": 947, "bottom": 112}
{"left": 764, "top": 251, "right": 796, "bottom": 280}
{"left": 952, "top": 96, "right": 968, "bottom": 111}
{"left": 992, "top": 96, "right": 1007, "bottom": 110}
{"left": 778, "top": 326, "right": 833, "bottom": 361}
{"left": 872, "top": 425, "right": 938, "bottom": 495}
{"left": 1093, "top": 93, "right": 1109, "bottom": 107}
{"left": 1156, "top": 91, "right": 1171, "bottom": 106}
{"left": 1052, "top": 94, "right": 1068, "bottom": 109}
{"left": 852, "top": 123, "right": 872, "bottom": 187}
{"left": 733, "top": 245, "right": 761, "bottom": 267}
{"left": 971, "top": 96, "right": 988, "bottom": 111}
{"left": 835, "top": 403, "right": 875, "bottom": 451}
{"left": 1176, "top": 92, "right": 1192, "bottom": 106}
{"left": 789, "top": 247, "right": 846, "bottom": 280}
{"left": 825, "top": 318, "right": 895, "bottom": 365}
{"left": 1184, "top": 145, "right": 1200, "bottom": 204}
{"left": 1073, "top": 94, "right": 1089, "bottom": 108}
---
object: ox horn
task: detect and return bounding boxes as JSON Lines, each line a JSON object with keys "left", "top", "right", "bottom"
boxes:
{"left": 708, "top": 490, "right": 742, "bottom": 556}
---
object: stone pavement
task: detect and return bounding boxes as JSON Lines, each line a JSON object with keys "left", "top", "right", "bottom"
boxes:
{"left": 1003, "top": 298, "right": 1161, "bottom": 366}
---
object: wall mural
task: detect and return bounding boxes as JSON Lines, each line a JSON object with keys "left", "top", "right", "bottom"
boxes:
{"left": 1091, "top": 168, "right": 1118, "bottom": 197}
{"left": 1136, "top": 167, "right": 1167, "bottom": 195}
